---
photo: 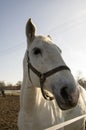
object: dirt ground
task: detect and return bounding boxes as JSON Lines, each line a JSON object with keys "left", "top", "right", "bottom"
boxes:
{"left": 0, "top": 95, "right": 19, "bottom": 130}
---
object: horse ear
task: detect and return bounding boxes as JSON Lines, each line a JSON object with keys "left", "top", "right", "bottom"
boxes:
{"left": 26, "top": 18, "right": 36, "bottom": 42}
{"left": 47, "top": 35, "right": 52, "bottom": 40}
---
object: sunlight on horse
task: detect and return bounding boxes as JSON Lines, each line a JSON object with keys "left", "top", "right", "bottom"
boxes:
{"left": 18, "top": 19, "right": 86, "bottom": 130}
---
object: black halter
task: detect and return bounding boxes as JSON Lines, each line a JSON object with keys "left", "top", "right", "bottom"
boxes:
{"left": 27, "top": 51, "right": 70, "bottom": 101}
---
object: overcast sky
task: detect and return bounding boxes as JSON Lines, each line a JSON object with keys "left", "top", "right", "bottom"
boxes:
{"left": 0, "top": 0, "right": 86, "bottom": 84}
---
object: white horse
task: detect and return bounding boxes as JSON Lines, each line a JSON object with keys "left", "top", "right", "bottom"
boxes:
{"left": 18, "top": 19, "right": 86, "bottom": 130}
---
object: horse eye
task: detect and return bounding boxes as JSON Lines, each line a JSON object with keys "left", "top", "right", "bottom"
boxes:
{"left": 33, "top": 47, "right": 42, "bottom": 55}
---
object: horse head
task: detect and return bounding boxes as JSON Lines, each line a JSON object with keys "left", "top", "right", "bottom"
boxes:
{"left": 25, "top": 18, "right": 79, "bottom": 110}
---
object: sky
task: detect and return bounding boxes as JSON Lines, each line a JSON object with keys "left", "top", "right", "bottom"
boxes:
{"left": 0, "top": 0, "right": 86, "bottom": 84}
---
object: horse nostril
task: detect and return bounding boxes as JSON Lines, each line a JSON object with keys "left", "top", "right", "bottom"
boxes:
{"left": 60, "top": 86, "right": 69, "bottom": 100}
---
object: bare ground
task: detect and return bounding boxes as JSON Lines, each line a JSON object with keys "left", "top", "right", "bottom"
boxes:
{"left": 0, "top": 95, "right": 19, "bottom": 130}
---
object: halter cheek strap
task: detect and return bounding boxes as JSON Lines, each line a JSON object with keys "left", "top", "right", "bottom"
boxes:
{"left": 27, "top": 51, "right": 70, "bottom": 101}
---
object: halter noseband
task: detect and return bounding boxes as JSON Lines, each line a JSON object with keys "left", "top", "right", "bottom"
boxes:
{"left": 27, "top": 51, "right": 70, "bottom": 101}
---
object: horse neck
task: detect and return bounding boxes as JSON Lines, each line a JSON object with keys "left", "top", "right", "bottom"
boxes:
{"left": 21, "top": 81, "right": 61, "bottom": 112}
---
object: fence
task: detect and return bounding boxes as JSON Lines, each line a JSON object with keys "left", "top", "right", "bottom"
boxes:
{"left": 45, "top": 114, "right": 86, "bottom": 130}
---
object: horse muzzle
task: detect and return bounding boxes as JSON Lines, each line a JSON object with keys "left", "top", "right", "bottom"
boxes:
{"left": 53, "top": 85, "right": 79, "bottom": 110}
